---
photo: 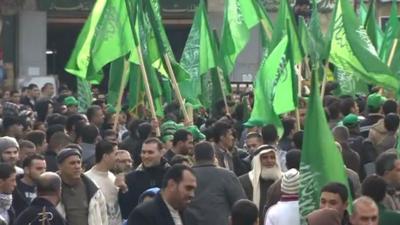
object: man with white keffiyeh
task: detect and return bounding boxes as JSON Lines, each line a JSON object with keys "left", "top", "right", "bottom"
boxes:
{"left": 239, "top": 145, "right": 283, "bottom": 224}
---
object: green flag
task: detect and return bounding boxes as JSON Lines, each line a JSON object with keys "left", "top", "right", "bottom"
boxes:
{"left": 77, "top": 77, "right": 92, "bottom": 113}
{"left": 299, "top": 66, "right": 350, "bottom": 222}
{"left": 309, "top": 0, "right": 327, "bottom": 62}
{"left": 127, "top": 64, "right": 145, "bottom": 114}
{"left": 107, "top": 56, "right": 130, "bottom": 108}
{"left": 246, "top": 34, "right": 297, "bottom": 136}
{"left": 329, "top": 0, "right": 400, "bottom": 92}
{"left": 65, "top": 0, "right": 135, "bottom": 83}
{"left": 364, "top": 0, "right": 383, "bottom": 51}
{"left": 298, "top": 16, "right": 310, "bottom": 57}
{"left": 179, "top": 0, "right": 218, "bottom": 107}
{"left": 359, "top": 0, "right": 368, "bottom": 24}
{"left": 379, "top": 0, "right": 399, "bottom": 63}
{"left": 143, "top": 0, "right": 189, "bottom": 81}
{"left": 270, "top": 0, "right": 304, "bottom": 64}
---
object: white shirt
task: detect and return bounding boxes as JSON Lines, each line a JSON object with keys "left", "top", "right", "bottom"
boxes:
{"left": 265, "top": 200, "right": 300, "bottom": 225}
{"left": 163, "top": 196, "right": 183, "bottom": 225}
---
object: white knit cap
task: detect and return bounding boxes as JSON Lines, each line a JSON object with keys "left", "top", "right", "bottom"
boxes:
{"left": 281, "top": 168, "right": 300, "bottom": 194}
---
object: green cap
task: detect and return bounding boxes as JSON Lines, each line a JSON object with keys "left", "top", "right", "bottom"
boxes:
{"left": 367, "top": 93, "right": 387, "bottom": 109}
{"left": 161, "top": 120, "right": 178, "bottom": 137}
{"left": 161, "top": 135, "right": 174, "bottom": 143}
{"left": 186, "top": 125, "right": 206, "bottom": 142}
{"left": 106, "top": 104, "right": 117, "bottom": 114}
{"left": 64, "top": 96, "right": 78, "bottom": 106}
{"left": 342, "top": 113, "right": 360, "bottom": 126}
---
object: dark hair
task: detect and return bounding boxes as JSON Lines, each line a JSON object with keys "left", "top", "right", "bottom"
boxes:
{"left": 213, "top": 122, "right": 232, "bottom": 143}
{"left": 127, "top": 119, "right": 143, "bottom": 137}
{"left": 376, "top": 152, "right": 398, "bottom": 176}
{"left": 161, "top": 164, "right": 194, "bottom": 189}
{"left": 0, "top": 163, "right": 16, "bottom": 179}
{"left": 49, "top": 132, "right": 71, "bottom": 151}
{"left": 202, "top": 127, "right": 215, "bottom": 142}
{"left": 194, "top": 141, "right": 214, "bottom": 162}
{"left": 66, "top": 114, "right": 86, "bottom": 133}
{"left": 37, "top": 173, "right": 61, "bottom": 195}
{"left": 170, "top": 154, "right": 191, "bottom": 166}
{"left": 80, "top": 124, "right": 99, "bottom": 143}
{"left": 384, "top": 113, "right": 400, "bottom": 132}
{"left": 103, "top": 129, "right": 117, "bottom": 138}
{"left": 231, "top": 199, "right": 258, "bottom": 225}
{"left": 286, "top": 149, "right": 301, "bottom": 170}
{"left": 46, "top": 124, "right": 65, "bottom": 143}
{"left": 382, "top": 100, "right": 397, "bottom": 115}
{"left": 292, "top": 131, "right": 304, "bottom": 149}
{"left": 340, "top": 97, "right": 356, "bottom": 116}
{"left": 33, "top": 121, "right": 45, "bottom": 130}
{"left": 362, "top": 175, "right": 387, "bottom": 203}
{"left": 46, "top": 113, "right": 67, "bottom": 127}
{"left": 41, "top": 83, "right": 53, "bottom": 92}
{"left": 172, "top": 129, "right": 192, "bottom": 146}
{"left": 282, "top": 117, "right": 296, "bottom": 138}
{"left": 138, "top": 122, "right": 153, "bottom": 140}
{"left": 19, "top": 139, "right": 35, "bottom": 149}
{"left": 95, "top": 140, "right": 115, "bottom": 163}
{"left": 321, "top": 182, "right": 349, "bottom": 203}
{"left": 86, "top": 105, "right": 102, "bottom": 122}
{"left": 2, "top": 116, "right": 21, "bottom": 131}
{"left": 25, "top": 130, "right": 46, "bottom": 147}
{"left": 22, "top": 154, "right": 45, "bottom": 168}
{"left": 143, "top": 137, "right": 163, "bottom": 151}
{"left": 27, "top": 83, "right": 38, "bottom": 90}
{"left": 10, "top": 90, "right": 19, "bottom": 96}
{"left": 262, "top": 124, "right": 278, "bottom": 144}
{"left": 327, "top": 101, "right": 341, "bottom": 120}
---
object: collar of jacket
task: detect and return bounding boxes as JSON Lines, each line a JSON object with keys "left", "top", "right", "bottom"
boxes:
{"left": 136, "top": 158, "right": 170, "bottom": 172}
{"left": 192, "top": 162, "right": 216, "bottom": 168}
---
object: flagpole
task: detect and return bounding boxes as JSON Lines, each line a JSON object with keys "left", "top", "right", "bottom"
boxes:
{"left": 137, "top": 47, "right": 161, "bottom": 136}
{"left": 216, "top": 67, "right": 231, "bottom": 116}
{"left": 387, "top": 38, "right": 398, "bottom": 67}
{"left": 295, "top": 64, "right": 302, "bottom": 131}
{"left": 320, "top": 61, "right": 329, "bottom": 100}
{"left": 260, "top": 20, "right": 273, "bottom": 41}
{"left": 163, "top": 54, "right": 191, "bottom": 124}
{"left": 113, "top": 58, "right": 130, "bottom": 132}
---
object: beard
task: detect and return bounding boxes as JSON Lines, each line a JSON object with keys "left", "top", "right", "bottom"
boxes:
{"left": 260, "top": 165, "right": 282, "bottom": 181}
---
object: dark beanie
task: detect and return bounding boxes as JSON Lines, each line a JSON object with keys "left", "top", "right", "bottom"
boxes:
{"left": 57, "top": 148, "right": 81, "bottom": 164}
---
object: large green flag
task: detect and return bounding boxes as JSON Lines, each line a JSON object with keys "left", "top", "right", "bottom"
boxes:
{"left": 298, "top": 17, "right": 310, "bottom": 57}
{"left": 65, "top": 0, "right": 135, "bottom": 84}
{"left": 179, "top": 0, "right": 217, "bottom": 107}
{"left": 309, "top": 0, "right": 327, "bottom": 62}
{"left": 329, "top": 0, "right": 400, "bottom": 92}
{"left": 364, "top": 0, "right": 383, "bottom": 51}
{"left": 299, "top": 66, "right": 350, "bottom": 222}
{"left": 379, "top": 0, "right": 399, "bottom": 64}
{"left": 270, "top": 0, "right": 303, "bottom": 64}
{"left": 219, "top": 0, "right": 261, "bottom": 75}
{"left": 359, "top": 0, "right": 368, "bottom": 24}
{"left": 77, "top": 77, "right": 92, "bottom": 113}
{"left": 246, "top": 34, "right": 297, "bottom": 136}
{"left": 107, "top": 56, "right": 131, "bottom": 109}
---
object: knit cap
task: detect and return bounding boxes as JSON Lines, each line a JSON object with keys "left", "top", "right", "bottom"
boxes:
{"left": 57, "top": 148, "right": 81, "bottom": 164}
{"left": 281, "top": 168, "right": 300, "bottom": 194}
{"left": 0, "top": 136, "right": 19, "bottom": 153}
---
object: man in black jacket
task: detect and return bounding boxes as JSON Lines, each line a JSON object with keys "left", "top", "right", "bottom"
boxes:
{"left": 127, "top": 164, "right": 197, "bottom": 225}
{"left": 14, "top": 172, "right": 66, "bottom": 225}
{"left": 119, "top": 138, "right": 170, "bottom": 219}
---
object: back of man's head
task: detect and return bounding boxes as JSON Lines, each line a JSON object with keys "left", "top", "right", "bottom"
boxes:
{"left": 231, "top": 199, "right": 258, "bottom": 225}
{"left": 382, "top": 100, "right": 397, "bottom": 115}
{"left": 25, "top": 130, "right": 46, "bottom": 148}
{"left": 49, "top": 132, "right": 71, "bottom": 152}
{"left": 384, "top": 113, "right": 400, "bottom": 132}
{"left": 261, "top": 124, "right": 278, "bottom": 144}
{"left": 37, "top": 172, "right": 61, "bottom": 196}
{"left": 173, "top": 129, "right": 192, "bottom": 147}
{"left": 194, "top": 141, "right": 214, "bottom": 163}
{"left": 286, "top": 149, "right": 301, "bottom": 170}
{"left": 362, "top": 175, "right": 387, "bottom": 203}
{"left": 80, "top": 124, "right": 99, "bottom": 144}
{"left": 375, "top": 151, "right": 398, "bottom": 176}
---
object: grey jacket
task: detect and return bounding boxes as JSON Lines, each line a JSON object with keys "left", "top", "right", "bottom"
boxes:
{"left": 186, "top": 163, "right": 246, "bottom": 225}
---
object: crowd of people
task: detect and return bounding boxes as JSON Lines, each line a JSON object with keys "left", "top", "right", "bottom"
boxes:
{"left": 0, "top": 82, "right": 398, "bottom": 225}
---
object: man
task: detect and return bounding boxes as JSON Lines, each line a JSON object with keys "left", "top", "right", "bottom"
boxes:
{"left": 114, "top": 150, "right": 133, "bottom": 174}
{"left": 359, "top": 93, "right": 385, "bottom": 138}
{"left": 332, "top": 126, "right": 360, "bottom": 173}
{"left": 20, "top": 84, "right": 40, "bottom": 109}
{"left": 2, "top": 117, "right": 23, "bottom": 139}
{"left": 45, "top": 132, "right": 71, "bottom": 172}
{"left": 128, "top": 164, "right": 197, "bottom": 225}
{"left": 361, "top": 175, "right": 400, "bottom": 225}
{"left": 78, "top": 124, "right": 99, "bottom": 170}
{"left": 10, "top": 91, "right": 21, "bottom": 105}
{"left": 187, "top": 141, "right": 246, "bottom": 225}
{"left": 239, "top": 145, "right": 282, "bottom": 213}
{"left": 119, "top": 138, "right": 170, "bottom": 219}
{"left": 369, "top": 113, "right": 399, "bottom": 155}
{"left": 85, "top": 141, "right": 123, "bottom": 225}
{"left": 14, "top": 172, "right": 66, "bottom": 225}
{"left": 17, "top": 140, "right": 36, "bottom": 166}
{"left": 24, "top": 130, "right": 47, "bottom": 154}
{"left": 57, "top": 147, "right": 108, "bottom": 225}
{"left": 264, "top": 169, "right": 300, "bottom": 225}
{"left": 261, "top": 125, "right": 286, "bottom": 171}
{"left": 243, "top": 132, "right": 262, "bottom": 156}
{"left": 163, "top": 129, "right": 194, "bottom": 163}
{"left": 350, "top": 196, "right": 379, "bottom": 225}
{"left": 12, "top": 154, "right": 46, "bottom": 216}
{"left": 319, "top": 182, "right": 350, "bottom": 225}
{"left": 40, "top": 83, "right": 55, "bottom": 99}
{"left": 278, "top": 117, "right": 296, "bottom": 151}
{"left": 230, "top": 199, "right": 258, "bottom": 225}
{"left": 86, "top": 105, "right": 104, "bottom": 129}
{"left": 64, "top": 96, "right": 79, "bottom": 115}
{"left": 375, "top": 151, "right": 400, "bottom": 211}
{"left": 0, "top": 136, "right": 24, "bottom": 174}
{"left": 0, "top": 163, "right": 17, "bottom": 225}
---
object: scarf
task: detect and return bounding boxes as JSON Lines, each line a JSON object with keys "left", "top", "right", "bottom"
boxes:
{"left": 0, "top": 193, "right": 12, "bottom": 211}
